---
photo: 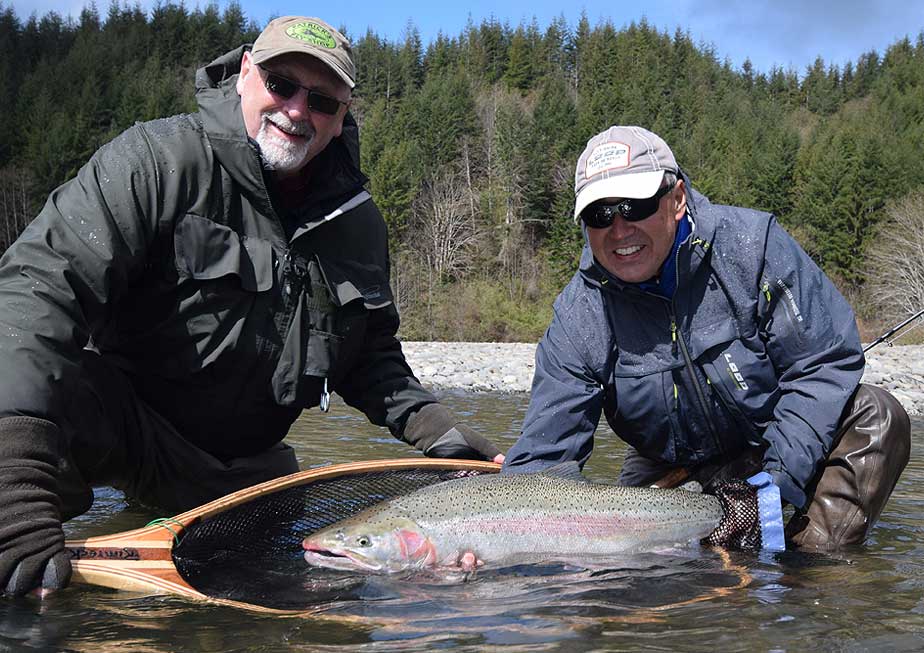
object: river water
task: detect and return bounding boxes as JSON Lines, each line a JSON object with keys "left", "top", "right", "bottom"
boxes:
{"left": 2, "top": 391, "right": 923, "bottom": 652}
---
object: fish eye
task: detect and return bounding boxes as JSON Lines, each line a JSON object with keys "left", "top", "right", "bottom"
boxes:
{"left": 357, "top": 535, "right": 372, "bottom": 547}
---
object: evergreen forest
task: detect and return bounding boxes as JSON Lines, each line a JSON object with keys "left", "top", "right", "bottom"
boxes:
{"left": 1, "top": 3, "right": 923, "bottom": 341}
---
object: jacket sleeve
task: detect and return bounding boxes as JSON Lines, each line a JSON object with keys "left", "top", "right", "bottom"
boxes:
{"left": 334, "top": 291, "right": 441, "bottom": 439}
{"left": 0, "top": 126, "right": 161, "bottom": 423}
{"left": 757, "top": 218, "right": 864, "bottom": 508}
{"left": 502, "top": 304, "right": 604, "bottom": 473}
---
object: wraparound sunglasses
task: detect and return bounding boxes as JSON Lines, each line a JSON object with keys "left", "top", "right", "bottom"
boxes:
{"left": 256, "top": 64, "right": 348, "bottom": 116}
{"left": 580, "top": 181, "right": 676, "bottom": 228}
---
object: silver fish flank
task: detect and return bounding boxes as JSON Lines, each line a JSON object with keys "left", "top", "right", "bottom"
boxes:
{"left": 302, "top": 462, "right": 724, "bottom": 572}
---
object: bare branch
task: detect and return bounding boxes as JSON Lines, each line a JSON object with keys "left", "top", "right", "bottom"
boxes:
{"left": 412, "top": 168, "right": 482, "bottom": 283}
{"left": 866, "top": 190, "right": 924, "bottom": 321}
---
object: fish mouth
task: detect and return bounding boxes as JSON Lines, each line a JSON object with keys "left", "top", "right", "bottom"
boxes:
{"left": 302, "top": 543, "right": 382, "bottom": 572}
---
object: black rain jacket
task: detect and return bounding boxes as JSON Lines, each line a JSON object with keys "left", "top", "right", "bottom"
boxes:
{"left": 0, "top": 46, "right": 438, "bottom": 460}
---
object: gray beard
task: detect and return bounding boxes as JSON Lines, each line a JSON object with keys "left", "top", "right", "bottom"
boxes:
{"left": 255, "top": 112, "right": 314, "bottom": 173}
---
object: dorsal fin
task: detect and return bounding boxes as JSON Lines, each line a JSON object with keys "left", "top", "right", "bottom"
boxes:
{"left": 539, "top": 461, "right": 586, "bottom": 482}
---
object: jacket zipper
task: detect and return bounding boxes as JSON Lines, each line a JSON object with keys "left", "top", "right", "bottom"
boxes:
{"left": 670, "top": 242, "right": 725, "bottom": 456}
{"left": 762, "top": 277, "right": 806, "bottom": 349}
{"left": 669, "top": 309, "right": 725, "bottom": 456}
{"left": 602, "top": 227, "right": 724, "bottom": 456}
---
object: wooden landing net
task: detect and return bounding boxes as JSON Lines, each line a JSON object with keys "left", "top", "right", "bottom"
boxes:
{"left": 65, "top": 458, "right": 500, "bottom": 613}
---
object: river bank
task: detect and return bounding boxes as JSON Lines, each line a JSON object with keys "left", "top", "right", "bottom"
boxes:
{"left": 401, "top": 341, "right": 924, "bottom": 416}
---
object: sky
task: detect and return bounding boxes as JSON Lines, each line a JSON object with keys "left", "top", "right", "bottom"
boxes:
{"left": 6, "top": 0, "right": 924, "bottom": 76}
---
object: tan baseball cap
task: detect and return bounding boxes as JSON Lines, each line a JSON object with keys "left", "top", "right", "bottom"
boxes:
{"left": 251, "top": 16, "right": 356, "bottom": 89}
{"left": 573, "top": 126, "right": 678, "bottom": 221}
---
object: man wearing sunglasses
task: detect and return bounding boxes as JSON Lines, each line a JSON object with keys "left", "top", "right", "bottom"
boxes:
{"left": 504, "top": 125, "right": 909, "bottom": 551}
{"left": 0, "top": 16, "right": 503, "bottom": 597}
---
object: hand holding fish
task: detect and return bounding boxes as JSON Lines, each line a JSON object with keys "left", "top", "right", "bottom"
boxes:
{"left": 425, "top": 423, "right": 505, "bottom": 464}
{"left": 703, "top": 474, "right": 785, "bottom": 551}
{"left": 403, "top": 404, "right": 505, "bottom": 463}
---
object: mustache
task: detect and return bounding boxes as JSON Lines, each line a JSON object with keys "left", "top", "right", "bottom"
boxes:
{"left": 261, "top": 111, "right": 313, "bottom": 137}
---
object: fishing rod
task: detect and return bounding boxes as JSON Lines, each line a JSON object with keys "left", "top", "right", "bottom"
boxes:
{"left": 863, "top": 308, "right": 924, "bottom": 353}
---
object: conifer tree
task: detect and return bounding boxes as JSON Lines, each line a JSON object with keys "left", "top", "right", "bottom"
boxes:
{"left": 2, "top": 5, "right": 924, "bottom": 336}
{"left": 504, "top": 27, "right": 534, "bottom": 92}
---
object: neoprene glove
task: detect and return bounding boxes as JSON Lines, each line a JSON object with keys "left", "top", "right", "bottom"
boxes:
{"left": 704, "top": 472, "right": 785, "bottom": 551}
{"left": 0, "top": 416, "right": 72, "bottom": 596}
{"left": 403, "top": 403, "right": 503, "bottom": 461}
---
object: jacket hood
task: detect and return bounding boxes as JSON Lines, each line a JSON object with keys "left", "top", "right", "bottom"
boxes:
{"left": 194, "top": 46, "right": 368, "bottom": 222}
{"left": 578, "top": 169, "right": 717, "bottom": 291}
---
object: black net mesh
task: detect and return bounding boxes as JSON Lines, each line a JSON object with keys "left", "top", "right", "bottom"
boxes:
{"left": 172, "top": 466, "right": 492, "bottom": 610}
{"left": 703, "top": 479, "right": 761, "bottom": 550}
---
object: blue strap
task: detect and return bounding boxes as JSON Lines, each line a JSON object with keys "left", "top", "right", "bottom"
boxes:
{"left": 747, "top": 472, "right": 786, "bottom": 551}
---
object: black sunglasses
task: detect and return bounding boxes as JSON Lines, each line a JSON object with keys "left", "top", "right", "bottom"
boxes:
{"left": 256, "top": 65, "right": 347, "bottom": 116}
{"left": 580, "top": 181, "right": 676, "bottom": 229}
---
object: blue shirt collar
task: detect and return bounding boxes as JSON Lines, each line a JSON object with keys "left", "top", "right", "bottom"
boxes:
{"left": 635, "top": 212, "right": 692, "bottom": 298}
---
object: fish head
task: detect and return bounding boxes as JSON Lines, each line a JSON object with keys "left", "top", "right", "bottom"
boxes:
{"left": 302, "top": 513, "right": 437, "bottom": 573}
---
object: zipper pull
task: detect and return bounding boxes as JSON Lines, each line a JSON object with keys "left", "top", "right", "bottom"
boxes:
{"left": 319, "top": 377, "right": 330, "bottom": 413}
{"left": 671, "top": 320, "right": 678, "bottom": 355}
{"left": 284, "top": 251, "right": 310, "bottom": 298}
{"left": 283, "top": 251, "right": 293, "bottom": 297}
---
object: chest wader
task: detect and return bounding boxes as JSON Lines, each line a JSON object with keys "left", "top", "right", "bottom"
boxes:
{"left": 784, "top": 384, "right": 910, "bottom": 548}
{"left": 53, "top": 350, "right": 300, "bottom": 518}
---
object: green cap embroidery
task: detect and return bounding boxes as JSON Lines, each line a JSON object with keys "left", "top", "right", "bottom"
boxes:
{"left": 286, "top": 21, "right": 337, "bottom": 48}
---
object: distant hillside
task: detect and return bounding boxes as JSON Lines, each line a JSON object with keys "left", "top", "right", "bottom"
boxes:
{"left": 1, "top": 4, "right": 922, "bottom": 339}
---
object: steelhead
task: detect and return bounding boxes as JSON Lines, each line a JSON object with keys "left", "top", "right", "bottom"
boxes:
{"left": 301, "top": 462, "right": 723, "bottom": 572}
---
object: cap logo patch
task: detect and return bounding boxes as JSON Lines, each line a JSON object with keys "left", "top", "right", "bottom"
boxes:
{"left": 585, "top": 142, "right": 630, "bottom": 179}
{"left": 286, "top": 21, "right": 336, "bottom": 48}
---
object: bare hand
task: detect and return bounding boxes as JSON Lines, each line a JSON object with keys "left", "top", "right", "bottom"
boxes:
{"left": 458, "top": 551, "right": 484, "bottom": 571}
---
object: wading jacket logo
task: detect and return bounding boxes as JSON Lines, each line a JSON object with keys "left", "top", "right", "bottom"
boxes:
{"left": 723, "top": 352, "right": 749, "bottom": 391}
{"left": 776, "top": 278, "right": 804, "bottom": 323}
{"left": 286, "top": 22, "right": 337, "bottom": 48}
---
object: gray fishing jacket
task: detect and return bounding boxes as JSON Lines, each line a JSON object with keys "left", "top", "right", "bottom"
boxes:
{"left": 504, "top": 180, "right": 864, "bottom": 508}
{"left": 0, "top": 46, "right": 438, "bottom": 460}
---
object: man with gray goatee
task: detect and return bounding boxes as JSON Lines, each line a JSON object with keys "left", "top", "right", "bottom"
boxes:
{"left": 504, "top": 125, "right": 909, "bottom": 551}
{"left": 0, "top": 16, "right": 502, "bottom": 598}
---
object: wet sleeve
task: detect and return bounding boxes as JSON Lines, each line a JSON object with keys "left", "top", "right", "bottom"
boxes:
{"left": 756, "top": 219, "right": 864, "bottom": 508}
{"left": 502, "top": 308, "right": 604, "bottom": 473}
{"left": 0, "top": 126, "right": 161, "bottom": 423}
{"left": 335, "top": 296, "right": 442, "bottom": 437}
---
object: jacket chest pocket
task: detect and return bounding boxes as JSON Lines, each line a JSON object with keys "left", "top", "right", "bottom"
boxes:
{"left": 174, "top": 214, "right": 274, "bottom": 293}
{"left": 606, "top": 368, "right": 682, "bottom": 463}
{"left": 688, "top": 319, "right": 778, "bottom": 437}
{"left": 169, "top": 214, "right": 275, "bottom": 374}
{"left": 301, "top": 261, "right": 353, "bottom": 379}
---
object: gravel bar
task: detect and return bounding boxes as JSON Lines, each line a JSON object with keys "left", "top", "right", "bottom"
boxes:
{"left": 401, "top": 341, "right": 924, "bottom": 416}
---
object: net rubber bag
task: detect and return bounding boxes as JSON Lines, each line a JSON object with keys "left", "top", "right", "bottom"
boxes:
{"left": 703, "top": 479, "right": 761, "bottom": 549}
{"left": 171, "top": 466, "right": 494, "bottom": 610}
